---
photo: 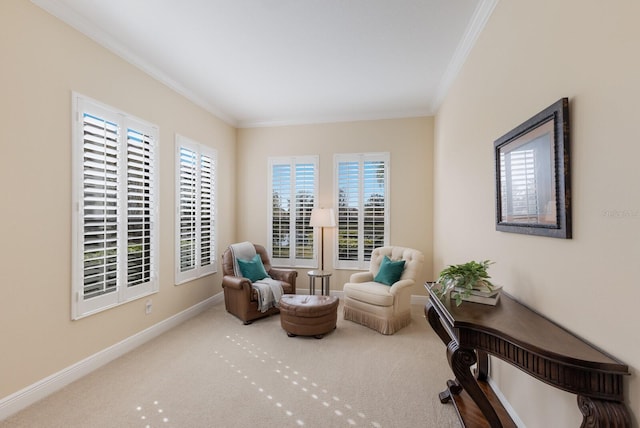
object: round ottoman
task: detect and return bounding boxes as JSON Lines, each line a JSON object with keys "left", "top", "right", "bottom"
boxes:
{"left": 279, "top": 294, "right": 339, "bottom": 339}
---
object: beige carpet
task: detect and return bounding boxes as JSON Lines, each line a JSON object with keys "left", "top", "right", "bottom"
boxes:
{"left": 1, "top": 301, "right": 460, "bottom": 428}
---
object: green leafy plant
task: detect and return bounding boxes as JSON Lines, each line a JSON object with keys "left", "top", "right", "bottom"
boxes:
{"left": 434, "top": 260, "right": 495, "bottom": 306}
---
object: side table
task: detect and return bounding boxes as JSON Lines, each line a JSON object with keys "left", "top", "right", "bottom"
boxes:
{"left": 307, "top": 270, "right": 332, "bottom": 296}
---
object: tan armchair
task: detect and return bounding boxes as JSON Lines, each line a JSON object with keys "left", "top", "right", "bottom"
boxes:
{"left": 221, "top": 243, "right": 297, "bottom": 324}
{"left": 343, "top": 246, "right": 424, "bottom": 335}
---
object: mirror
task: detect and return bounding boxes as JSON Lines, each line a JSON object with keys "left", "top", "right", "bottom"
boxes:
{"left": 494, "top": 98, "right": 571, "bottom": 238}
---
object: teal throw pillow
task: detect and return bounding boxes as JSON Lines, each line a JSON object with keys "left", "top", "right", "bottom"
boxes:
{"left": 237, "top": 254, "right": 269, "bottom": 282}
{"left": 374, "top": 255, "right": 405, "bottom": 286}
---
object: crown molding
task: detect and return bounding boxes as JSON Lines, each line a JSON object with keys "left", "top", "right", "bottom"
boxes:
{"left": 430, "top": 0, "right": 498, "bottom": 113}
{"left": 238, "top": 108, "right": 433, "bottom": 129}
{"left": 32, "top": 0, "right": 495, "bottom": 129}
{"left": 31, "top": 0, "right": 238, "bottom": 127}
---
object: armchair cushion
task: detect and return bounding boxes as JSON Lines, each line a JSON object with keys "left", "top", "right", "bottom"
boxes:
{"left": 373, "top": 255, "right": 405, "bottom": 285}
{"left": 343, "top": 281, "right": 395, "bottom": 306}
{"left": 237, "top": 254, "right": 269, "bottom": 282}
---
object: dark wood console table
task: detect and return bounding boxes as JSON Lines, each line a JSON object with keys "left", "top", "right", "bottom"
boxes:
{"left": 425, "top": 283, "right": 631, "bottom": 428}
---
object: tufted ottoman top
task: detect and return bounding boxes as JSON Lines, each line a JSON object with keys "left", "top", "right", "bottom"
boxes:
{"left": 279, "top": 294, "right": 339, "bottom": 318}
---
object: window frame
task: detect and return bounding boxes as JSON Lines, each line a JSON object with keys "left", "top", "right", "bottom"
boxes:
{"left": 71, "top": 93, "right": 159, "bottom": 320}
{"left": 333, "top": 152, "right": 390, "bottom": 270}
{"left": 174, "top": 134, "right": 218, "bottom": 285}
{"left": 267, "top": 156, "right": 319, "bottom": 268}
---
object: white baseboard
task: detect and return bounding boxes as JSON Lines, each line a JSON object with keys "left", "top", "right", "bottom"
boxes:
{"left": 0, "top": 293, "right": 223, "bottom": 421}
{"left": 2, "top": 291, "right": 516, "bottom": 425}
{"left": 487, "top": 372, "right": 526, "bottom": 427}
{"left": 411, "top": 294, "right": 428, "bottom": 306}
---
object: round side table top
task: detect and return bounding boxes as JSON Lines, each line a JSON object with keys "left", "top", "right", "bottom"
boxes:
{"left": 307, "top": 270, "right": 332, "bottom": 277}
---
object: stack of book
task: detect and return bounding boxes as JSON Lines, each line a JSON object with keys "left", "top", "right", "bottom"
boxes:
{"left": 454, "top": 284, "right": 502, "bottom": 306}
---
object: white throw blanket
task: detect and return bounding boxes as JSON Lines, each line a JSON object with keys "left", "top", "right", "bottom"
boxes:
{"left": 229, "top": 241, "right": 256, "bottom": 276}
{"left": 253, "top": 278, "right": 283, "bottom": 313}
{"left": 229, "top": 241, "right": 283, "bottom": 312}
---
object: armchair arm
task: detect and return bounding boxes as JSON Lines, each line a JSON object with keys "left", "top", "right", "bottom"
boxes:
{"left": 269, "top": 268, "right": 298, "bottom": 287}
{"left": 389, "top": 279, "right": 414, "bottom": 296}
{"left": 349, "top": 271, "right": 374, "bottom": 283}
{"left": 222, "top": 275, "right": 252, "bottom": 290}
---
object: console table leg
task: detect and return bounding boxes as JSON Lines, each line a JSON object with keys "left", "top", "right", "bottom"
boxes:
{"left": 426, "top": 302, "right": 453, "bottom": 346}
{"left": 578, "top": 395, "right": 631, "bottom": 428}
{"left": 448, "top": 341, "right": 503, "bottom": 428}
{"left": 438, "top": 379, "right": 463, "bottom": 404}
{"left": 475, "top": 350, "right": 489, "bottom": 382}
{"left": 439, "top": 388, "right": 452, "bottom": 404}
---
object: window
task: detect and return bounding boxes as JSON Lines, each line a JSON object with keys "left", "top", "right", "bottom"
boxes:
{"left": 499, "top": 136, "right": 554, "bottom": 224}
{"left": 72, "top": 94, "right": 158, "bottom": 319}
{"left": 500, "top": 148, "right": 538, "bottom": 222}
{"left": 334, "top": 153, "right": 389, "bottom": 269}
{"left": 268, "top": 156, "right": 318, "bottom": 267}
{"left": 175, "top": 135, "right": 217, "bottom": 284}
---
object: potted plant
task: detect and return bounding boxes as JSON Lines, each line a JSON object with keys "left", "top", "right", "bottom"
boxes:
{"left": 434, "top": 260, "right": 495, "bottom": 306}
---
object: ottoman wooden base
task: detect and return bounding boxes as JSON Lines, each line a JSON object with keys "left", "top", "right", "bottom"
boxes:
{"left": 279, "top": 294, "right": 339, "bottom": 339}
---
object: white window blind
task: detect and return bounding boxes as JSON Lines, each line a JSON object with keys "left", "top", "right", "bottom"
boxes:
{"left": 175, "top": 135, "right": 217, "bottom": 284}
{"left": 500, "top": 149, "right": 539, "bottom": 222}
{"left": 81, "top": 112, "right": 119, "bottom": 301}
{"left": 126, "top": 128, "right": 154, "bottom": 289}
{"left": 498, "top": 123, "right": 556, "bottom": 227}
{"left": 271, "top": 163, "right": 291, "bottom": 260}
{"left": 335, "top": 153, "right": 389, "bottom": 269}
{"left": 268, "top": 156, "right": 318, "bottom": 268}
{"left": 294, "top": 163, "right": 315, "bottom": 260}
{"left": 72, "top": 94, "right": 158, "bottom": 319}
{"left": 178, "top": 146, "right": 197, "bottom": 274}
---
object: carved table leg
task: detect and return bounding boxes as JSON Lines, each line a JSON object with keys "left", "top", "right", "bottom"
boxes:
{"left": 426, "top": 302, "right": 453, "bottom": 346}
{"left": 439, "top": 379, "right": 463, "bottom": 403}
{"left": 426, "top": 302, "right": 462, "bottom": 404}
{"left": 475, "top": 350, "right": 489, "bottom": 382}
{"left": 578, "top": 395, "right": 631, "bottom": 428}
{"left": 448, "top": 341, "right": 503, "bottom": 428}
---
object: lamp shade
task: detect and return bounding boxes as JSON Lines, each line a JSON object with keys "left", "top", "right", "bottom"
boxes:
{"left": 309, "top": 208, "right": 336, "bottom": 228}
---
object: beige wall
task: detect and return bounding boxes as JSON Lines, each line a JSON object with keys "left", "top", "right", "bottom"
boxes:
{"left": 7, "top": 0, "right": 636, "bottom": 425}
{"left": 0, "top": 1, "right": 236, "bottom": 398}
{"left": 435, "top": 1, "right": 640, "bottom": 426}
{"left": 0, "top": 0, "right": 433, "bottom": 407}
{"left": 237, "top": 118, "right": 434, "bottom": 293}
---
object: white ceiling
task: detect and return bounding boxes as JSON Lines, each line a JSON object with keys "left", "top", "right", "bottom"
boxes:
{"left": 33, "top": 0, "right": 496, "bottom": 128}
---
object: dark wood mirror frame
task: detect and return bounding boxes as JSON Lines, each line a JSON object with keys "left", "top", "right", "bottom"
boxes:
{"left": 494, "top": 97, "right": 571, "bottom": 238}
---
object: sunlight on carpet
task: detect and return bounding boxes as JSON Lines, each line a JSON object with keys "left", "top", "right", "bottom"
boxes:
{"left": 1, "top": 302, "right": 461, "bottom": 428}
{"left": 216, "top": 333, "right": 384, "bottom": 427}
{"left": 135, "top": 401, "right": 169, "bottom": 426}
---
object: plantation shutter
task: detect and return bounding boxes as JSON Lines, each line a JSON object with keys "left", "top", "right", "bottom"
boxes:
{"left": 126, "top": 127, "right": 155, "bottom": 288}
{"left": 500, "top": 149, "right": 538, "bottom": 222}
{"left": 81, "top": 113, "right": 119, "bottom": 300}
{"left": 271, "top": 163, "right": 291, "bottom": 259}
{"left": 200, "top": 152, "right": 214, "bottom": 268}
{"left": 175, "top": 136, "right": 217, "bottom": 284}
{"left": 268, "top": 156, "right": 318, "bottom": 267}
{"left": 73, "top": 95, "right": 158, "bottom": 319}
{"left": 337, "top": 161, "right": 359, "bottom": 262}
{"left": 294, "top": 163, "right": 315, "bottom": 260}
{"left": 363, "top": 160, "right": 386, "bottom": 257}
{"left": 178, "top": 146, "right": 197, "bottom": 273}
{"left": 335, "top": 153, "right": 389, "bottom": 269}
